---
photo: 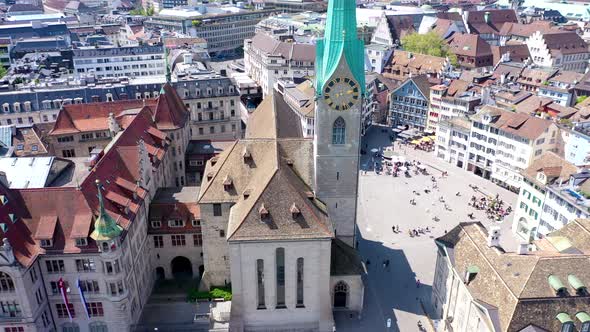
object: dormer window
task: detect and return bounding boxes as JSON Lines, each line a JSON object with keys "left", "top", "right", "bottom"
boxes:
{"left": 192, "top": 219, "right": 201, "bottom": 227}
{"left": 259, "top": 203, "right": 269, "bottom": 219}
{"left": 40, "top": 239, "right": 53, "bottom": 248}
{"left": 464, "top": 265, "right": 479, "bottom": 285}
{"left": 243, "top": 189, "right": 251, "bottom": 199}
{"left": 243, "top": 148, "right": 251, "bottom": 162}
{"left": 75, "top": 238, "right": 88, "bottom": 247}
{"left": 151, "top": 220, "right": 162, "bottom": 228}
{"left": 100, "top": 240, "right": 117, "bottom": 252}
{"left": 207, "top": 172, "right": 214, "bottom": 181}
{"left": 210, "top": 157, "right": 218, "bottom": 166}
{"left": 101, "top": 242, "right": 110, "bottom": 252}
{"left": 168, "top": 219, "right": 185, "bottom": 228}
{"left": 290, "top": 203, "right": 300, "bottom": 218}
{"left": 285, "top": 158, "right": 294, "bottom": 166}
{"left": 223, "top": 175, "right": 233, "bottom": 191}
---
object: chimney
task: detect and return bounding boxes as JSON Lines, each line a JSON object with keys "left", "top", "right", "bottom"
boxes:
{"left": 108, "top": 112, "right": 121, "bottom": 136}
{"left": 517, "top": 242, "right": 529, "bottom": 254}
{"left": 487, "top": 226, "right": 501, "bottom": 247}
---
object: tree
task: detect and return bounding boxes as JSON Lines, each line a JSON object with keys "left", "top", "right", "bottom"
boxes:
{"left": 401, "top": 32, "right": 458, "bottom": 66}
{"left": 0, "top": 66, "right": 6, "bottom": 80}
{"left": 577, "top": 95, "right": 588, "bottom": 105}
{"left": 129, "top": 5, "right": 154, "bottom": 16}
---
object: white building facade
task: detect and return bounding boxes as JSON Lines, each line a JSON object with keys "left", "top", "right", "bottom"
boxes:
{"left": 244, "top": 33, "right": 315, "bottom": 96}
{"left": 73, "top": 45, "right": 166, "bottom": 79}
{"left": 526, "top": 31, "right": 590, "bottom": 73}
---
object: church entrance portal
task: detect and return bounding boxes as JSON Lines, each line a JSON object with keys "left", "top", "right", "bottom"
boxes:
{"left": 334, "top": 281, "right": 348, "bottom": 308}
{"left": 171, "top": 256, "right": 193, "bottom": 280}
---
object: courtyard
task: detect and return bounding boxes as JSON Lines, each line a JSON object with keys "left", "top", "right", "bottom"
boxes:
{"left": 334, "top": 125, "right": 519, "bottom": 332}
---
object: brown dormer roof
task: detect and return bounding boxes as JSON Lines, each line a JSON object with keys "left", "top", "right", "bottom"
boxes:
{"left": 290, "top": 203, "right": 300, "bottom": 215}
{"left": 153, "top": 83, "right": 190, "bottom": 130}
{"left": 542, "top": 32, "right": 589, "bottom": 56}
{"left": 258, "top": 203, "right": 268, "bottom": 217}
{"left": 448, "top": 33, "right": 492, "bottom": 58}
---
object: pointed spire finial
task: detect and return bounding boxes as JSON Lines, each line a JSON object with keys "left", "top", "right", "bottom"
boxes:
{"left": 90, "top": 179, "right": 123, "bottom": 241}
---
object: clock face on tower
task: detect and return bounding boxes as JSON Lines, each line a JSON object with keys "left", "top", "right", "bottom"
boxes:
{"left": 323, "top": 77, "right": 360, "bottom": 111}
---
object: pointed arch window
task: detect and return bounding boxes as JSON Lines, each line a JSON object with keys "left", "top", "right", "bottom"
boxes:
{"left": 275, "top": 248, "right": 286, "bottom": 308}
{"left": 0, "top": 272, "right": 15, "bottom": 292}
{"left": 256, "top": 259, "right": 265, "bottom": 309}
{"left": 296, "top": 257, "right": 304, "bottom": 307}
{"left": 332, "top": 117, "right": 346, "bottom": 145}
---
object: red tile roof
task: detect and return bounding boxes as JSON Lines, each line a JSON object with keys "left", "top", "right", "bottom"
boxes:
{"left": 50, "top": 99, "right": 156, "bottom": 135}
{"left": 448, "top": 33, "right": 492, "bottom": 57}
{"left": 34, "top": 215, "right": 58, "bottom": 240}
{"left": 50, "top": 83, "right": 188, "bottom": 135}
{"left": 152, "top": 83, "right": 189, "bottom": 130}
{"left": 466, "top": 9, "right": 518, "bottom": 34}
{"left": 1, "top": 106, "right": 171, "bottom": 267}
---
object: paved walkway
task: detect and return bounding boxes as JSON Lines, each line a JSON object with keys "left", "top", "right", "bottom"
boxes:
{"left": 335, "top": 126, "right": 519, "bottom": 332}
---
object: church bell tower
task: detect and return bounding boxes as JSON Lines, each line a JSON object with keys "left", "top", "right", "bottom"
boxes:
{"left": 314, "top": 0, "right": 365, "bottom": 247}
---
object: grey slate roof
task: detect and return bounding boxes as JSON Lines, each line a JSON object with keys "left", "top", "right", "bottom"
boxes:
{"left": 331, "top": 238, "right": 364, "bottom": 275}
{"left": 436, "top": 221, "right": 590, "bottom": 332}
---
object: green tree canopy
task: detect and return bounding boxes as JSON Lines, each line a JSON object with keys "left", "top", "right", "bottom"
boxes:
{"left": 129, "top": 5, "right": 154, "bottom": 16}
{"left": 401, "top": 32, "right": 457, "bottom": 66}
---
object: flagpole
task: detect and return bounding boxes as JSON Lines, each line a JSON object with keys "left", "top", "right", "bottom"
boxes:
{"left": 77, "top": 278, "right": 91, "bottom": 320}
{"left": 58, "top": 278, "right": 73, "bottom": 322}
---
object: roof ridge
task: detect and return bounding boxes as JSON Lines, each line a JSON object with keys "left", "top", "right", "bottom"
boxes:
{"left": 515, "top": 258, "right": 540, "bottom": 298}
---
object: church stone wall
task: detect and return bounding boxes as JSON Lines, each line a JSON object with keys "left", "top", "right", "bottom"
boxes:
{"left": 330, "top": 274, "right": 364, "bottom": 313}
{"left": 200, "top": 202, "right": 232, "bottom": 290}
{"left": 229, "top": 239, "right": 335, "bottom": 332}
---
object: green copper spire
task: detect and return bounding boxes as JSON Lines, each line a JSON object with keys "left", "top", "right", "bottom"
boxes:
{"left": 315, "top": 0, "right": 365, "bottom": 95}
{"left": 90, "top": 180, "right": 123, "bottom": 241}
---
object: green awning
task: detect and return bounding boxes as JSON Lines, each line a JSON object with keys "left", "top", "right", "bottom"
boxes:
{"left": 568, "top": 274, "right": 586, "bottom": 291}
{"left": 468, "top": 265, "right": 480, "bottom": 274}
{"left": 556, "top": 313, "right": 573, "bottom": 324}
{"left": 548, "top": 275, "right": 566, "bottom": 292}
{"left": 576, "top": 312, "right": 590, "bottom": 323}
